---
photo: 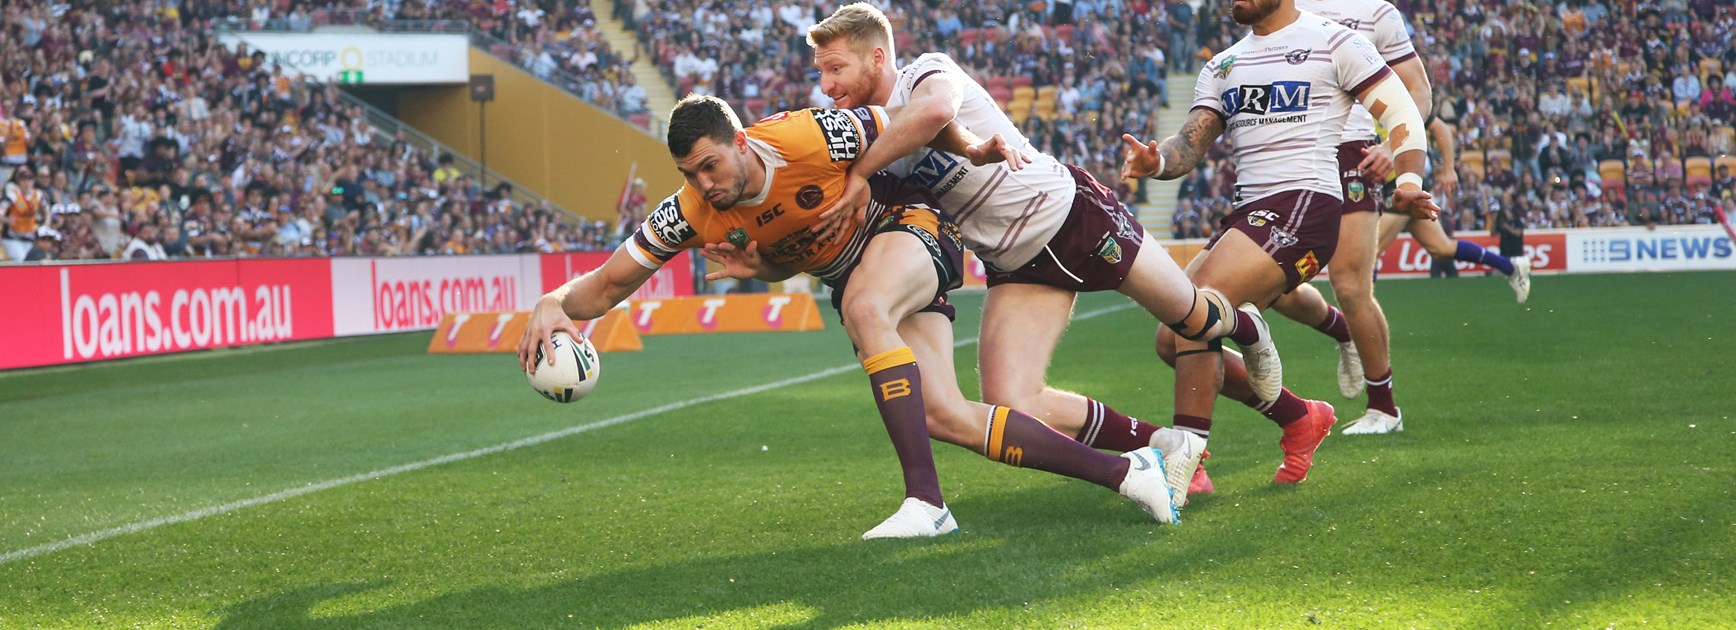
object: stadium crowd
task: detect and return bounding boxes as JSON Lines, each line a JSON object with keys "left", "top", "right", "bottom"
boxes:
{"left": 8, "top": 0, "right": 1733, "bottom": 263}
{"left": 1174, "top": 0, "right": 1736, "bottom": 238}
{"left": 0, "top": 0, "right": 615, "bottom": 263}
{"left": 629, "top": 0, "right": 1238, "bottom": 204}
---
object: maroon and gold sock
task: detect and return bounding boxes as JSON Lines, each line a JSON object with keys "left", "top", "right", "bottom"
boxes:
{"left": 985, "top": 406, "right": 1129, "bottom": 489}
{"left": 1314, "top": 306, "right": 1352, "bottom": 344}
{"left": 863, "top": 347, "right": 944, "bottom": 507}
{"left": 1073, "top": 398, "right": 1160, "bottom": 452}
{"left": 1240, "top": 388, "right": 1310, "bottom": 427}
{"left": 1366, "top": 368, "right": 1398, "bottom": 416}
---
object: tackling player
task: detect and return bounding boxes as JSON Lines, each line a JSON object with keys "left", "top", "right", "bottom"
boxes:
{"left": 1122, "top": 0, "right": 1440, "bottom": 484}
{"left": 521, "top": 96, "right": 1179, "bottom": 540}
{"left": 803, "top": 2, "right": 1288, "bottom": 506}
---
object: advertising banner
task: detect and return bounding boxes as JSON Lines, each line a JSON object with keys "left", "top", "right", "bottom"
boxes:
{"left": 0, "top": 259, "right": 333, "bottom": 370}
{"left": 427, "top": 309, "right": 641, "bottom": 354}
{"left": 625, "top": 293, "right": 825, "bottom": 335}
{"left": 329, "top": 255, "right": 541, "bottom": 337}
{"left": 538, "top": 250, "right": 695, "bottom": 300}
{"left": 1374, "top": 232, "right": 1569, "bottom": 278}
{"left": 217, "top": 33, "right": 469, "bottom": 84}
{"left": 1564, "top": 225, "right": 1735, "bottom": 273}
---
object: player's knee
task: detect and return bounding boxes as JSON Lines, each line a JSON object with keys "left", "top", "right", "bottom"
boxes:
{"left": 922, "top": 398, "right": 977, "bottom": 446}
{"left": 1167, "top": 287, "right": 1229, "bottom": 341}
{"left": 839, "top": 293, "right": 894, "bottom": 335}
{"left": 1330, "top": 275, "right": 1374, "bottom": 306}
{"left": 1155, "top": 327, "right": 1180, "bottom": 366}
{"left": 978, "top": 382, "right": 1035, "bottom": 413}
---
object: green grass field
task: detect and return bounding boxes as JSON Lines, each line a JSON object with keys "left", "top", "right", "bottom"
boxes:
{"left": 2, "top": 271, "right": 1732, "bottom": 628}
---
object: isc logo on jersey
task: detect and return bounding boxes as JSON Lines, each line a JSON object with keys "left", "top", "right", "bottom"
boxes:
{"left": 1221, "top": 81, "right": 1312, "bottom": 116}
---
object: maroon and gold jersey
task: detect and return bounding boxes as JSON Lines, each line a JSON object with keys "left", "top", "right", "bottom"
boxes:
{"left": 625, "top": 107, "right": 899, "bottom": 281}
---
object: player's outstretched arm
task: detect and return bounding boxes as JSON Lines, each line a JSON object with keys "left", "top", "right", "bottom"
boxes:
{"left": 1121, "top": 108, "right": 1224, "bottom": 181}
{"left": 1355, "top": 74, "right": 1439, "bottom": 221}
{"left": 519, "top": 246, "right": 656, "bottom": 372}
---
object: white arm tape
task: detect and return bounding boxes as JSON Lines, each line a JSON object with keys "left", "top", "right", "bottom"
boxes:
{"left": 1395, "top": 173, "right": 1423, "bottom": 190}
{"left": 1365, "top": 75, "right": 1428, "bottom": 157}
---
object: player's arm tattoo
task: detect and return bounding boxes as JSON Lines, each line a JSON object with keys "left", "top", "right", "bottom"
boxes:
{"left": 1155, "top": 110, "right": 1225, "bottom": 180}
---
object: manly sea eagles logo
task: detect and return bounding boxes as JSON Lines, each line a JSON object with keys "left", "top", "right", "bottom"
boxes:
{"left": 1285, "top": 49, "right": 1311, "bottom": 65}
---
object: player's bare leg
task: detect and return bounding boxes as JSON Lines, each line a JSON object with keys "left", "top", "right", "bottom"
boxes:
{"left": 1273, "top": 279, "right": 1362, "bottom": 398}
{"left": 1325, "top": 212, "right": 1403, "bottom": 434}
{"left": 1379, "top": 211, "right": 1530, "bottom": 304}
{"left": 977, "top": 237, "right": 1247, "bottom": 505}
{"left": 976, "top": 282, "right": 1087, "bottom": 429}
{"left": 1159, "top": 230, "right": 1337, "bottom": 484}
{"left": 841, "top": 230, "right": 950, "bottom": 538}
{"left": 903, "top": 311, "right": 1178, "bottom": 524}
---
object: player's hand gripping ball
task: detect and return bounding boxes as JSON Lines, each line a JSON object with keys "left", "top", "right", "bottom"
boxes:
{"left": 527, "top": 331, "right": 601, "bottom": 403}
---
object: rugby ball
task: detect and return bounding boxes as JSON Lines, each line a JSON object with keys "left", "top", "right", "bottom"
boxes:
{"left": 527, "top": 331, "right": 601, "bottom": 403}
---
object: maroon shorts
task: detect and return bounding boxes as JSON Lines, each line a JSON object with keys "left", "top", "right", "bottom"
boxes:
{"left": 986, "top": 164, "right": 1146, "bottom": 293}
{"left": 1337, "top": 140, "right": 1382, "bottom": 215}
{"left": 1205, "top": 189, "right": 1341, "bottom": 291}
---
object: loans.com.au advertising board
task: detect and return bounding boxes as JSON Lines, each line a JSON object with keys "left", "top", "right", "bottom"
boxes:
{"left": 0, "top": 252, "right": 693, "bottom": 370}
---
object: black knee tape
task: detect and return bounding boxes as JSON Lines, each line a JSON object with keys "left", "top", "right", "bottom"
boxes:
{"left": 1167, "top": 297, "right": 1224, "bottom": 342}
{"left": 1207, "top": 337, "right": 1223, "bottom": 352}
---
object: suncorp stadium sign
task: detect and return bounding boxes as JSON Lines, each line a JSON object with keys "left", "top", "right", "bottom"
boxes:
{"left": 215, "top": 33, "right": 469, "bottom": 84}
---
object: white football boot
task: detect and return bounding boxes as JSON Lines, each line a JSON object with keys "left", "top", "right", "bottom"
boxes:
{"left": 1340, "top": 408, "right": 1404, "bottom": 435}
{"left": 861, "top": 497, "right": 958, "bottom": 540}
{"left": 1237, "top": 304, "right": 1283, "bottom": 402}
{"left": 1119, "top": 447, "right": 1179, "bottom": 524}
{"left": 1509, "top": 256, "right": 1532, "bottom": 304}
{"left": 1337, "top": 340, "right": 1365, "bottom": 399}
{"left": 1148, "top": 428, "right": 1207, "bottom": 508}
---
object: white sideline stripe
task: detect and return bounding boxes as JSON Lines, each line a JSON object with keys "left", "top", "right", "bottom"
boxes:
{"left": 0, "top": 302, "right": 1136, "bottom": 566}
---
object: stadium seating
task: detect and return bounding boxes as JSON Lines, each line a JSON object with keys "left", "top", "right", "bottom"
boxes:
{"left": 1685, "top": 157, "right": 1713, "bottom": 192}
{"left": 0, "top": 2, "right": 616, "bottom": 262}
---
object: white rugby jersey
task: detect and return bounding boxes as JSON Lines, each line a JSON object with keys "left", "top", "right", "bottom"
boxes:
{"left": 883, "top": 53, "right": 1073, "bottom": 271}
{"left": 1302, "top": 0, "right": 1419, "bottom": 142}
{"left": 1192, "top": 12, "right": 1391, "bottom": 206}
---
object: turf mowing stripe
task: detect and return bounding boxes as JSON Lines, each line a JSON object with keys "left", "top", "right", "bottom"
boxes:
{"left": 0, "top": 302, "right": 1136, "bottom": 566}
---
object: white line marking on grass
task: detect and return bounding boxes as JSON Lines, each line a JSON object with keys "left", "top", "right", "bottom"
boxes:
{"left": 0, "top": 302, "right": 1137, "bottom": 566}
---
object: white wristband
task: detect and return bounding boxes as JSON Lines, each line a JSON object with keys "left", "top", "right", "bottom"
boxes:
{"left": 1395, "top": 173, "right": 1424, "bottom": 190}
{"left": 1156, "top": 152, "right": 1167, "bottom": 179}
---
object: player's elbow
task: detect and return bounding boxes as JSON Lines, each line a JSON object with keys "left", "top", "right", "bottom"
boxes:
{"left": 911, "top": 95, "right": 959, "bottom": 132}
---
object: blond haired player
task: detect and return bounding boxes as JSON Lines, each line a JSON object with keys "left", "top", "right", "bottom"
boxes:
{"left": 805, "top": 2, "right": 1297, "bottom": 506}
{"left": 1122, "top": 0, "right": 1440, "bottom": 485}
{"left": 521, "top": 96, "right": 1180, "bottom": 540}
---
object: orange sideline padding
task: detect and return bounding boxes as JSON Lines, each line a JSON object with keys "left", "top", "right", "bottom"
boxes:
{"left": 625, "top": 293, "right": 825, "bottom": 335}
{"left": 428, "top": 309, "right": 641, "bottom": 353}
